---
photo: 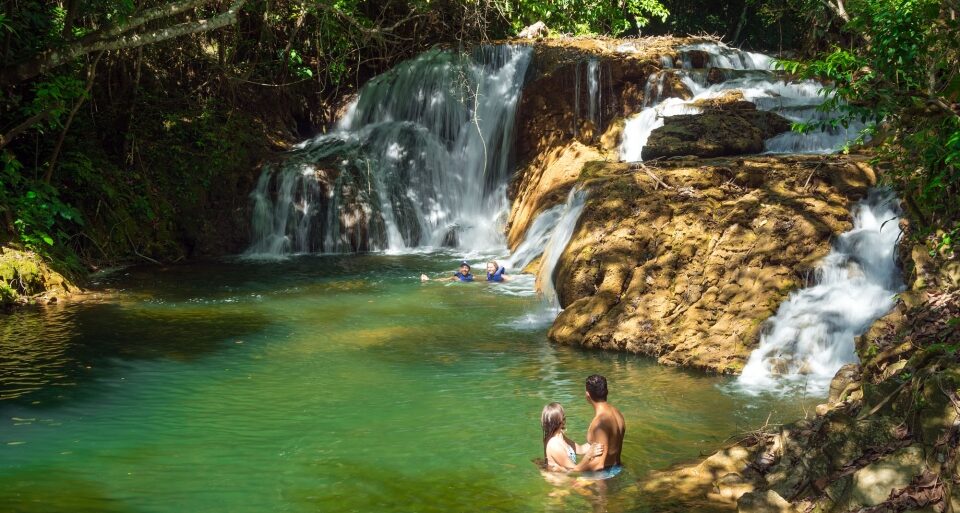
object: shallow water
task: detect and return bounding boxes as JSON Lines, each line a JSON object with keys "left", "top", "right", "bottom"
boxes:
{"left": 0, "top": 254, "right": 817, "bottom": 512}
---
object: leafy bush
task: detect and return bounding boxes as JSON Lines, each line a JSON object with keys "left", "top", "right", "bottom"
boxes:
{"left": 503, "top": 0, "right": 669, "bottom": 36}
{"left": 779, "top": 0, "right": 959, "bottom": 253}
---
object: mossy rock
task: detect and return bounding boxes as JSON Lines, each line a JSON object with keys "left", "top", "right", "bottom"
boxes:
{"left": 0, "top": 247, "right": 78, "bottom": 306}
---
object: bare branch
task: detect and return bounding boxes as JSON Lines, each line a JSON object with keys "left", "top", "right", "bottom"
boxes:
{"left": 1, "top": 0, "right": 244, "bottom": 85}
{"left": 0, "top": 110, "right": 52, "bottom": 150}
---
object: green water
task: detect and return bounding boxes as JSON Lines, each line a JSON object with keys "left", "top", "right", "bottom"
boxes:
{"left": 0, "top": 254, "right": 815, "bottom": 513}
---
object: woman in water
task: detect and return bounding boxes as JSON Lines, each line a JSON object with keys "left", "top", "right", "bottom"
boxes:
{"left": 541, "top": 402, "right": 604, "bottom": 472}
{"left": 485, "top": 261, "right": 512, "bottom": 282}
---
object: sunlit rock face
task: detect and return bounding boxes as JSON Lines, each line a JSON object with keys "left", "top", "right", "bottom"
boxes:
{"left": 546, "top": 156, "right": 877, "bottom": 374}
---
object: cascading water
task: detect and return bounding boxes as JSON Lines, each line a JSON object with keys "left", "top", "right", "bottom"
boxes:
{"left": 572, "top": 57, "right": 604, "bottom": 138}
{"left": 620, "top": 41, "right": 865, "bottom": 162}
{"left": 736, "top": 190, "right": 904, "bottom": 394}
{"left": 587, "top": 58, "right": 601, "bottom": 129}
{"left": 505, "top": 188, "right": 588, "bottom": 307}
{"left": 246, "top": 45, "right": 532, "bottom": 256}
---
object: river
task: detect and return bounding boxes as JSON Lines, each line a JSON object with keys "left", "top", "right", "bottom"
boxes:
{"left": 0, "top": 253, "right": 816, "bottom": 512}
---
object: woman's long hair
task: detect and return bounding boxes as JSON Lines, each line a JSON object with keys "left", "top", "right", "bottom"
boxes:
{"left": 540, "top": 402, "right": 565, "bottom": 457}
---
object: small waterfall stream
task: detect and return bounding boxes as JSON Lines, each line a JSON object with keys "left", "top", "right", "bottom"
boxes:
{"left": 505, "top": 188, "right": 588, "bottom": 306}
{"left": 246, "top": 46, "right": 532, "bottom": 256}
{"left": 736, "top": 190, "right": 904, "bottom": 394}
{"left": 620, "top": 42, "right": 865, "bottom": 162}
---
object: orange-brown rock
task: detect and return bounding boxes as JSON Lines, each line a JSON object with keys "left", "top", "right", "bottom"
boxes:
{"left": 547, "top": 155, "right": 877, "bottom": 373}
{"left": 507, "top": 141, "right": 603, "bottom": 248}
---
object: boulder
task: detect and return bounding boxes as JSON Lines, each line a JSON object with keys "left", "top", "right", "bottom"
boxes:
{"left": 517, "top": 21, "right": 548, "bottom": 39}
{"left": 850, "top": 446, "right": 925, "bottom": 507}
{"left": 547, "top": 155, "right": 876, "bottom": 372}
{"left": 642, "top": 103, "right": 792, "bottom": 160}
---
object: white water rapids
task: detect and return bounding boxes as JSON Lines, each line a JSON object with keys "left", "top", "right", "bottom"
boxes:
{"left": 736, "top": 190, "right": 904, "bottom": 394}
{"left": 620, "top": 41, "right": 865, "bottom": 162}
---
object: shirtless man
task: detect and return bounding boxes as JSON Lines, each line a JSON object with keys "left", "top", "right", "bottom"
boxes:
{"left": 580, "top": 374, "right": 626, "bottom": 471}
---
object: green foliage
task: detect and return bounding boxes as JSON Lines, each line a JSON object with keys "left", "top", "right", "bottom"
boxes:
{"left": 1, "top": 151, "right": 83, "bottom": 256}
{"left": 503, "top": 0, "right": 668, "bottom": 36}
{"left": 781, "top": 0, "right": 959, "bottom": 252}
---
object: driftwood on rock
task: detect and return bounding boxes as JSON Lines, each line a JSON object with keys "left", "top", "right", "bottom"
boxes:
{"left": 517, "top": 21, "right": 548, "bottom": 39}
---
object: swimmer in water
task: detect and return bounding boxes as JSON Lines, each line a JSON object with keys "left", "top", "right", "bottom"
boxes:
{"left": 420, "top": 261, "right": 475, "bottom": 282}
{"left": 485, "top": 261, "right": 512, "bottom": 282}
{"left": 541, "top": 402, "right": 604, "bottom": 472}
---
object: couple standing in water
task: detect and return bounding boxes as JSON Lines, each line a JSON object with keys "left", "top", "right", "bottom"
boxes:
{"left": 420, "top": 260, "right": 512, "bottom": 283}
{"left": 542, "top": 375, "right": 626, "bottom": 476}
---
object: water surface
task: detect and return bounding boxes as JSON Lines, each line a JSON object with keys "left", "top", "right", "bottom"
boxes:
{"left": 1, "top": 254, "right": 816, "bottom": 512}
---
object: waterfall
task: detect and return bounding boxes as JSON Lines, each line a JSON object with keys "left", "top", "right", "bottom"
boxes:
{"left": 246, "top": 45, "right": 532, "bottom": 256}
{"left": 505, "top": 188, "right": 588, "bottom": 307}
{"left": 736, "top": 190, "right": 904, "bottom": 394}
{"left": 587, "top": 57, "right": 601, "bottom": 129}
{"left": 538, "top": 188, "right": 588, "bottom": 306}
{"left": 619, "top": 41, "right": 865, "bottom": 162}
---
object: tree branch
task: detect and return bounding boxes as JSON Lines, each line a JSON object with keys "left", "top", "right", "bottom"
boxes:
{"left": 1, "top": 0, "right": 244, "bottom": 85}
{"left": 0, "top": 110, "right": 52, "bottom": 150}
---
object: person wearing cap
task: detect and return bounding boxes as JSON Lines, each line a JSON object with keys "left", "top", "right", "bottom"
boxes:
{"left": 420, "top": 261, "right": 475, "bottom": 282}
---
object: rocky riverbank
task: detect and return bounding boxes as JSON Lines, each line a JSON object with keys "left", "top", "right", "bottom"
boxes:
{"left": 637, "top": 260, "right": 959, "bottom": 513}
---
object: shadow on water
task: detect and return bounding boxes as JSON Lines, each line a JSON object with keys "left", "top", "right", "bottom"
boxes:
{"left": 0, "top": 301, "right": 274, "bottom": 408}
{"left": 0, "top": 468, "right": 137, "bottom": 513}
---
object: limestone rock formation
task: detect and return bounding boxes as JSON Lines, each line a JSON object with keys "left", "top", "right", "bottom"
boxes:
{"left": 547, "top": 155, "right": 877, "bottom": 373}
{"left": 634, "top": 284, "right": 960, "bottom": 513}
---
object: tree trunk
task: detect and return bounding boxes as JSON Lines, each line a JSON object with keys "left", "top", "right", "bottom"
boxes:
{"left": 61, "top": 0, "right": 81, "bottom": 38}
{"left": 730, "top": 0, "right": 750, "bottom": 45}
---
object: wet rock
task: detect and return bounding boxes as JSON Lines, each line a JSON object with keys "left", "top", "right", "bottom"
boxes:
{"left": 642, "top": 104, "right": 792, "bottom": 160}
{"left": 507, "top": 141, "right": 603, "bottom": 248}
{"left": 683, "top": 50, "right": 710, "bottom": 69}
{"left": 828, "top": 363, "right": 862, "bottom": 404}
{"left": 440, "top": 226, "right": 460, "bottom": 247}
{"left": 0, "top": 246, "right": 80, "bottom": 306}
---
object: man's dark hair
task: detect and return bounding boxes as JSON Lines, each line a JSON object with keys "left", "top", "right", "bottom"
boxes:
{"left": 585, "top": 374, "right": 608, "bottom": 401}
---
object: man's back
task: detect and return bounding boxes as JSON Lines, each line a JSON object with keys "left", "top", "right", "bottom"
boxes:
{"left": 587, "top": 402, "right": 626, "bottom": 469}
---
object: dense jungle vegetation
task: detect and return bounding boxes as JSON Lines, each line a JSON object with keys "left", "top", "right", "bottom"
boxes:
{"left": 0, "top": 0, "right": 957, "bottom": 275}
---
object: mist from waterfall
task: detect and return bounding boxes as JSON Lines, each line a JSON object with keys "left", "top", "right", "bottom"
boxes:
{"left": 246, "top": 45, "right": 532, "bottom": 257}
{"left": 620, "top": 41, "right": 865, "bottom": 162}
{"left": 735, "top": 189, "right": 904, "bottom": 395}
